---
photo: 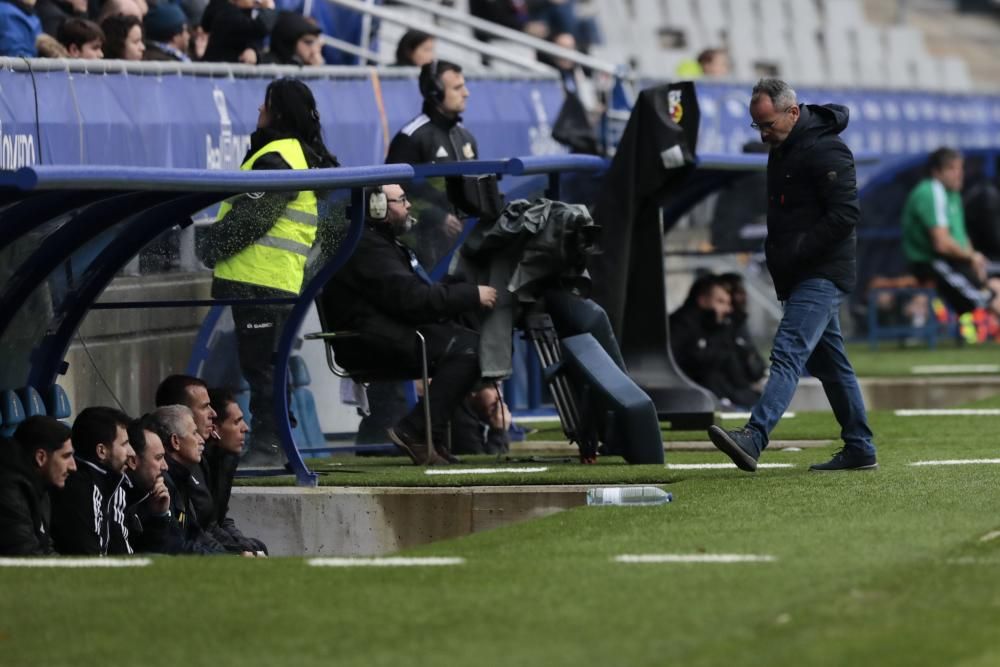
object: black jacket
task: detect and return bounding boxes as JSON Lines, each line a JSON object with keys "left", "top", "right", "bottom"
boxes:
{"left": 201, "top": 0, "right": 276, "bottom": 63}
{"left": 124, "top": 477, "right": 184, "bottom": 555}
{"left": 763, "top": 103, "right": 860, "bottom": 300}
{"left": 203, "top": 445, "right": 266, "bottom": 553}
{"left": 50, "top": 457, "right": 133, "bottom": 555}
{"left": 0, "top": 443, "right": 56, "bottom": 555}
{"left": 319, "top": 223, "right": 480, "bottom": 363}
{"left": 163, "top": 456, "right": 228, "bottom": 555}
{"left": 386, "top": 102, "right": 479, "bottom": 166}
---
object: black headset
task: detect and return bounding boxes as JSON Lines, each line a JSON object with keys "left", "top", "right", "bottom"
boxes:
{"left": 368, "top": 185, "right": 388, "bottom": 221}
{"left": 419, "top": 60, "right": 446, "bottom": 104}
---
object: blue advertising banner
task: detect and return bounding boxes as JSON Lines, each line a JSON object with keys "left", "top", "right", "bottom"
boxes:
{"left": 0, "top": 67, "right": 568, "bottom": 171}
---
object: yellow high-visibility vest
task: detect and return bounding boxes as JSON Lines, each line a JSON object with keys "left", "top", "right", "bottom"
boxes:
{"left": 213, "top": 138, "right": 319, "bottom": 294}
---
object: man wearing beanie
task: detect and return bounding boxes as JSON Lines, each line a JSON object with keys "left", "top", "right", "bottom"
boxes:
{"left": 143, "top": 1, "right": 190, "bottom": 61}
{"left": 260, "top": 10, "right": 321, "bottom": 65}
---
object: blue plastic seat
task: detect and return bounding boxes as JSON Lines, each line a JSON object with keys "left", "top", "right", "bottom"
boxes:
{"left": 43, "top": 385, "right": 72, "bottom": 420}
{"left": 0, "top": 390, "right": 26, "bottom": 438}
{"left": 288, "top": 355, "right": 326, "bottom": 448}
{"left": 17, "top": 387, "right": 46, "bottom": 418}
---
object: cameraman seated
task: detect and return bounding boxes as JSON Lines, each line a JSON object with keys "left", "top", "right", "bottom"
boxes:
{"left": 319, "top": 183, "right": 497, "bottom": 465}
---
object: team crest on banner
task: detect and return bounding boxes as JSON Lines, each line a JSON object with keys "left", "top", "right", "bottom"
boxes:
{"left": 668, "top": 89, "right": 684, "bottom": 124}
{"left": 462, "top": 142, "right": 475, "bottom": 159}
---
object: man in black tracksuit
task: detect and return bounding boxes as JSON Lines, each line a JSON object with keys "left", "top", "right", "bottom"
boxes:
{"left": 319, "top": 183, "right": 497, "bottom": 465}
{"left": 0, "top": 417, "right": 75, "bottom": 555}
{"left": 708, "top": 78, "right": 877, "bottom": 473}
{"left": 50, "top": 407, "right": 137, "bottom": 555}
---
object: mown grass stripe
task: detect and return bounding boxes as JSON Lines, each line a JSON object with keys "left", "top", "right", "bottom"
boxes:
{"left": 307, "top": 557, "right": 465, "bottom": 567}
{"left": 908, "top": 459, "right": 1000, "bottom": 466}
{"left": 614, "top": 554, "right": 777, "bottom": 564}
{"left": 910, "top": 364, "right": 1000, "bottom": 374}
{"left": 0, "top": 558, "right": 151, "bottom": 568}
{"left": 425, "top": 467, "right": 548, "bottom": 476}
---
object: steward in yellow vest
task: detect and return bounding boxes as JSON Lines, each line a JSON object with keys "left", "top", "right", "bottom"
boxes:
{"left": 198, "top": 78, "right": 338, "bottom": 467}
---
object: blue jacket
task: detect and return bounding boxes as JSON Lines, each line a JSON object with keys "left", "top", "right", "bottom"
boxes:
{"left": 0, "top": 0, "right": 41, "bottom": 56}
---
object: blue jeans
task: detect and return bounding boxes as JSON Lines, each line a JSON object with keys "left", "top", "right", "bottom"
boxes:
{"left": 746, "top": 279, "right": 876, "bottom": 456}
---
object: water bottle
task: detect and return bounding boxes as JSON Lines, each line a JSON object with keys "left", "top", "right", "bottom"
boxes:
{"left": 586, "top": 486, "right": 673, "bottom": 506}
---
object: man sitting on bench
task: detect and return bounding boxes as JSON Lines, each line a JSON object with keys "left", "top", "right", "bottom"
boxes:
{"left": 319, "top": 183, "right": 497, "bottom": 465}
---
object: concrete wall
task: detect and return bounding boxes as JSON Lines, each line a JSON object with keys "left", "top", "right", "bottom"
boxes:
{"left": 227, "top": 486, "right": 593, "bottom": 556}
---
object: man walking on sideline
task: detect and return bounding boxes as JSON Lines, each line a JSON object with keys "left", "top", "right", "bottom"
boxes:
{"left": 707, "top": 78, "right": 877, "bottom": 472}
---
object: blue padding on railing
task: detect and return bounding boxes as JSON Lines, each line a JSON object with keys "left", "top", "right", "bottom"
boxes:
{"left": 411, "top": 160, "right": 512, "bottom": 178}
{"left": 43, "top": 385, "right": 72, "bottom": 420}
{"left": 289, "top": 355, "right": 311, "bottom": 388}
{"left": 696, "top": 153, "right": 768, "bottom": 171}
{"left": 507, "top": 155, "right": 608, "bottom": 175}
{"left": 0, "top": 164, "right": 416, "bottom": 193}
{"left": 16, "top": 387, "right": 45, "bottom": 418}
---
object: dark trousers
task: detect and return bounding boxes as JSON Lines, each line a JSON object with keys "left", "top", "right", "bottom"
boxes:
{"left": 231, "top": 302, "right": 294, "bottom": 444}
{"left": 398, "top": 324, "right": 481, "bottom": 444}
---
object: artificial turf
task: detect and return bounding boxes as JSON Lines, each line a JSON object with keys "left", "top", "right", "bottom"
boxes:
{"left": 3, "top": 397, "right": 1000, "bottom": 666}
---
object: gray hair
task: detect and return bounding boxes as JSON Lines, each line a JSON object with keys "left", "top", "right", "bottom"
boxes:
{"left": 148, "top": 405, "right": 194, "bottom": 446}
{"left": 751, "top": 78, "right": 797, "bottom": 108}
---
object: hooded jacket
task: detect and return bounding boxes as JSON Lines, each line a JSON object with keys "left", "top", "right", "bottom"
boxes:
{"left": 763, "top": 103, "right": 859, "bottom": 300}
{"left": 49, "top": 456, "right": 133, "bottom": 555}
{"left": 0, "top": 442, "right": 56, "bottom": 555}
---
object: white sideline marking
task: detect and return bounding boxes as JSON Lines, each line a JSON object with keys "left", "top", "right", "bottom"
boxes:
{"left": 946, "top": 557, "right": 1000, "bottom": 565}
{"left": 721, "top": 411, "right": 795, "bottom": 420}
{"left": 895, "top": 409, "right": 1000, "bottom": 417}
{"left": 0, "top": 558, "right": 151, "bottom": 568}
{"left": 979, "top": 531, "right": 1000, "bottom": 543}
{"left": 615, "top": 554, "right": 777, "bottom": 564}
{"left": 308, "top": 557, "right": 465, "bottom": 567}
{"left": 909, "top": 459, "right": 1000, "bottom": 467}
{"left": 911, "top": 364, "right": 1000, "bottom": 374}
{"left": 424, "top": 467, "right": 548, "bottom": 476}
{"left": 667, "top": 463, "right": 795, "bottom": 470}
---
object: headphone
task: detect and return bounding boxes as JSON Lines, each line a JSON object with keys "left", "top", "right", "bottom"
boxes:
{"left": 419, "top": 60, "right": 446, "bottom": 104}
{"left": 368, "top": 185, "right": 388, "bottom": 221}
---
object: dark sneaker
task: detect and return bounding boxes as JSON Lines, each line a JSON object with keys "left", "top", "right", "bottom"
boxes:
{"left": 707, "top": 425, "right": 759, "bottom": 472}
{"left": 809, "top": 448, "right": 878, "bottom": 471}
{"left": 387, "top": 427, "right": 445, "bottom": 466}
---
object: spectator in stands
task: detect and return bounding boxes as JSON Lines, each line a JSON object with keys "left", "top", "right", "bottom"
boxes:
{"left": 320, "top": 183, "right": 497, "bottom": 465}
{"left": 964, "top": 176, "right": 1000, "bottom": 262}
{"left": 102, "top": 13, "right": 145, "bottom": 59}
{"left": 198, "top": 78, "right": 338, "bottom": 467}
{"left": 676, "top": 48, "right": 731, "bottom": 80}
{"left": 527, "top": 0, "right": 576, "bottom": 39}
{"left": 148, "top": 405, "right": 231, "bottom": 554}
{"left": 124, "top": 417, "right": 182, "bottom": 554}
{"left": 902, "top": 147, "right": 1000, "bottom": 316}
{"left": 50, "top": 406, "right": 138, "bottom": 555}
{"left": 142, "top": 1, "right": 190, "bottom": 61}
{"left": 469, "top": 0, "right": 528, "bottom": 42}
{"left": 35, "top": 32, "right": 68, "bottom": 56}
{"left": 201, "top": 0, "right": 276, "bottom": 64}
{"left": 0, "top": 417, "right": 75, "bottom": 555}
{"left": 97, "top": 0, "right": 142, "bottom": 22}
{"left": 35, "top": 0, "right": 84, "bottom": 37}
{"left": 58, "top": 17, "right": 104, "bottom": 58}
{"left": 670, "top": 275, "right": 760, "bottom": 409}
{"left": 542, "top": 32, "right": 599, "bottom": 113}
{"left": 156, "top": 374, "right": 217, "bottom": 444}
{"left": 708, "top": 78, "right": 878, "bottom": 473}
{"left": 260, "top": 11, "right": 321, "bottom": 66}
{"left": 0, "top": 0, "right": 42, "bottom": 56}
{"left": 206, "top": 389, "right": 268, "bottom": 554}
{"left": 394, "top": 29, "right": 435, "bottom": 67}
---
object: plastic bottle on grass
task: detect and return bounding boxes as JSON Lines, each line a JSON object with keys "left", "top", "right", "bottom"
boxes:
{"left": 586, "top": 486, "right": 673, "bottom": 506}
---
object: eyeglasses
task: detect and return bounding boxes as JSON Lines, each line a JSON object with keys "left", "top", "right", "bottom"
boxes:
{"left": 386, "top": 196, "right": 408, "bottom": 204}
{"left": 750, "top": 106, "right": 793, "bottom": 131}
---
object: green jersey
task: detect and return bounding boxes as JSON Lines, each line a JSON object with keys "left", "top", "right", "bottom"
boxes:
{"left": 901, "top": 177, "right": 969, "bottom": 264}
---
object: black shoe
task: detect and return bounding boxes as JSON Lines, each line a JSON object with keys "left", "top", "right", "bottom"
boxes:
{"left": 438, "top": 450, "right": 462, "bottom": 464}
{"left": 809, "top": 448, "right": 878, "bottom": 471}
{"left": 707, "top": 425, "right": 759, "bottom": 472}
{"left": 387, "top": 427, "right": 445, "bottom": 466}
